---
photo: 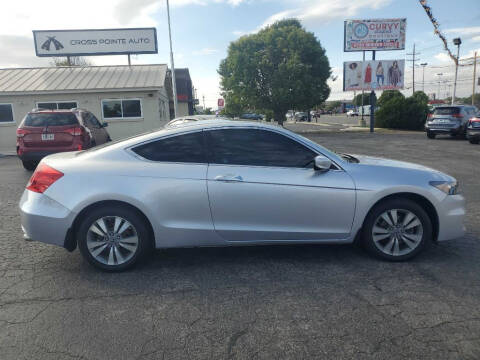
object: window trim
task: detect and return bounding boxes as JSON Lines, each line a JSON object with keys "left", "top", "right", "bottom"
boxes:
{"left": 36, "top": 100, "right": 78, "bottom": 110}
{"left": 125, "top": 126, "right": 342, "bottom": 170}
{"left": 126, "top": 129, "right": 208, "bottom": 164}
{"left": 0, "top": 103, "right": 15, "bottom": 124}
{"left": 101, "top": 98, "right": 143, "bottom": 120}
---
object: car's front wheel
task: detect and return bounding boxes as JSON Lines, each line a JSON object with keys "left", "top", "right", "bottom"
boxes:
{"left": 426, "top": 131, "right": 436, "bottom": 139}
{"left": 362, "top": 198, "right": 432, "bottom": 261}
{"left": 77, "top": 206, "right": 151, "bottom": 271}
{"left": 469, "top": 138, "right": 479, "bottom": 144}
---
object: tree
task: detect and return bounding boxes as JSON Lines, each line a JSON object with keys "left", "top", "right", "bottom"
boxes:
{"left": 51, "top": 57, "right": 92, "bottom": 67}
{"left": 353, "top": 93, "right": 370, "bottom": 106}
{"left": 218, "top": 19, "right": 330, "bottom": 125}
{"left": 377, "top": 90, "right": 404, "bottom": 107}
{"left": 376, "top": 94, "right": 429, "bottom": 130}
{"left": 412, "top": 91, "right": 429, "bottom": 105}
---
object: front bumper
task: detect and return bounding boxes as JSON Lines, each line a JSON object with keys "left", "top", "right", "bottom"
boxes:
{"left": 436, "top": 194, "right": 466, "bottom": 241}
{"left": 19, "top": 190, "right": 76, "bottom": 248}
{"left": 467, "top": 129, "right": 480, "bottom": 140}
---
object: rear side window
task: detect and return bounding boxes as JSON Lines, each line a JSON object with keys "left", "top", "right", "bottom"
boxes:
{"left": 132, "top": 131, "right": 206, "bottom": 163}
{"left": 433, "top": 107, "right": 460, "bottom": 115}
{"left": 23, "top": 113, "right": 79, "bottom": 127}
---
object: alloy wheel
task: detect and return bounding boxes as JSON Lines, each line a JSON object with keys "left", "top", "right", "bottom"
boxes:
{"left": 372, "top": 209, "right": 423, "bottom": 257}
{"left": 86, "top": 216, "right": 139, "bottom": 266}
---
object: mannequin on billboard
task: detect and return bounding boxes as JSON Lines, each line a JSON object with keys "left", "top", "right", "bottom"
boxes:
{"left": 376, "top": 62, "right": 385, "bottom": 85}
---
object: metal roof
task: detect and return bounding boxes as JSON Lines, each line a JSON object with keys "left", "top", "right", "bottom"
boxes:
{"left": 0, "top": 64, "right": 168, "bottom": 94}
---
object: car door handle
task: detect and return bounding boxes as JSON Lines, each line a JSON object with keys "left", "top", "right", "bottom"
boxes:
{"left": 214, "top": 174, "right": 243, "bottom": 182}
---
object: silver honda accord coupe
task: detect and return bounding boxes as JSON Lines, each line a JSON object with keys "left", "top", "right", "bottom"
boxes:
{"left": 20, "top": 119, "right": 465, "bottom": 271}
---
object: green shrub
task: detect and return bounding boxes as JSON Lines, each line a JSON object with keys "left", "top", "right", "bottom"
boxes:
{"left": 376, "top": 95, "right": 428, "bottom": 130}
{"left": 377, "top": 90, "right": 404, "bottom": 108}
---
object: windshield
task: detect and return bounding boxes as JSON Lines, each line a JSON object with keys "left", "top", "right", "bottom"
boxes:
{"left": 24, "top": 113, "right": 78, "bottom": 127}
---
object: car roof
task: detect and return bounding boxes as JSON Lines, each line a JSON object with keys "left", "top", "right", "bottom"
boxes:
{"left": 28, "top": 108, "right": 85, "bottom": 114}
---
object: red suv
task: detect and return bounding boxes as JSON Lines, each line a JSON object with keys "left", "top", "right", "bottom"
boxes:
{"left": 17, "top": 108, "right": 111, "bottom": 170}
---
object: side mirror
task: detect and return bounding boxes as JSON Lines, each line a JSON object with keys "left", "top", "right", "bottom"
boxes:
{"left": 314, "top": 155, "right": 332, "bottom": 172}
{"left": 102, "top": 122, "right": 108, "bottom": 127}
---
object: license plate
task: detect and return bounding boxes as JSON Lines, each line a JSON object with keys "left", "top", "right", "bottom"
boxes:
{"left": 434, "top": 119, "right": 450, "bottom": 123}
{"left": 41, "top": 133, "right": 54, "bottom": 141}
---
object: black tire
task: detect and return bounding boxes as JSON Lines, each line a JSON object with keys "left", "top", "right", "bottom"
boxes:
{"left": 362, "top": 198, "right": 432, "bottom": 261}
{"left": 77, "top": 205, "right": 152, "bottom": 271}
{"left": 22, "top": 160, "right": 37, "bottom": 171}
{"left": 427, "top": 132, "right": 436, "bottom": 139}
{"left": 469, "top": 138, "right": 479, "bottom": 144}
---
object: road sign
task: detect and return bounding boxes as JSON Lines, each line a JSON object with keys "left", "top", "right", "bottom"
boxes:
{"left": 33, "top": 28, "right": 158, "bottom": 57}
{"left": 344, "top": 19, "right": 406, "bottom": 52}
{"left": 218, "top": 99, "right": 225, "bottom": 108}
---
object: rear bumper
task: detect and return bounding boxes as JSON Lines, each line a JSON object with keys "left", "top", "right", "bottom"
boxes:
{"left": 425, "top": 125, "right": 463, "bottom": 135}
{"left": 436, "top": 194, "right": 466, "bottom": 241}
{"left": 19, "top": 190, "right": 76, "bottom": 248}
{"left": 18, "top": 147, "right": 79, "bottom": 162}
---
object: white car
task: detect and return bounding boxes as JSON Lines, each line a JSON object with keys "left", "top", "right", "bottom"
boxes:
{"left": 347, "top": 110, "right": 359, "bottom": 117}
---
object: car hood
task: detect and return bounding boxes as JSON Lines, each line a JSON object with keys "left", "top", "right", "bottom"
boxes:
{"left": 352, "top": 154, "right": 443, "bottom": 173}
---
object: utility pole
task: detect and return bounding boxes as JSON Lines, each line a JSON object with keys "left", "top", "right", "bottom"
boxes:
{"left": 202, "top": 95, "right": 205, "bottom": 110}
{"left": 166, "top": 0, "right": 178, "bottom": 118}
{"left": 360, "top": 50, "right": 366, "bottom": 127}
{"left": 452, "top": 37, "right": 462, "bottom": 105}
{"left": 473, "top": 51, "right": 477, "bottom": 105}
{"left": 420, "top": 63, "right": 428, "bottom": 92}
{"left": 407, "top": 43, "right": 420, "bottom": 94}
{"left": 436, "top": 73, "right": 443, "bottom": 100}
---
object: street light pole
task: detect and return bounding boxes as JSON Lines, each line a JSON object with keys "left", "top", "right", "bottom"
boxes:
{"left": 166, "top": 0, "right": 178, "bottom": 118}
{"left": 420, "top": 63, "right": 427, "bottom": 92}
{"left": 452, "top": 37, "right": 462, "bottom": 105}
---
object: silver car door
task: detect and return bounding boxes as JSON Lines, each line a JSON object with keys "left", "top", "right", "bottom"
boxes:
{"left": 205, "top": 128, "right": 356, "bottom": 242}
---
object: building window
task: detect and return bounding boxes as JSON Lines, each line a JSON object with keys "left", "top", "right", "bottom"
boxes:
{"left": 102, "top": 99, "right": 142, "bottom": 119}
{"left": 0, "top": 104, "right": 14, "bottom": 123}
{"left": 36, "top": 101, "right": 78, "bottom": 110}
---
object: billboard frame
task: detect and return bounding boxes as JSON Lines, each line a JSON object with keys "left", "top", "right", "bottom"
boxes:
{"left": 33, "top": 27, "right": 158, "bottom": 57}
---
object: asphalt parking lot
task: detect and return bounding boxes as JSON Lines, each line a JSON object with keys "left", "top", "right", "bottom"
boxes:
{"left": 1, "top": 130, "right": 479, "bottom": 359}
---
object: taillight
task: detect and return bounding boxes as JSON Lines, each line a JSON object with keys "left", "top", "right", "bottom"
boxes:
{"left": 427, "top": 114, "right": 433, "bottom": 119}
{"left": 65, "top": 126, "right": 84, "bottom": 136}
{"left": 16, "top": 128, "right": 29, "bottom": 137}
{"left": 26, "top": 163, "right": 64, "bottom": 194}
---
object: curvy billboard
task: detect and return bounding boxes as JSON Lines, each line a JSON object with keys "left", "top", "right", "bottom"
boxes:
{"left": 344, "top": 19, "right": 406, "bottom": 52}
{"left": 33, "top": 28, "right": 158, "bottom": 57}
{"left": 343, "top": 60, "right": 405, "bottom": 91}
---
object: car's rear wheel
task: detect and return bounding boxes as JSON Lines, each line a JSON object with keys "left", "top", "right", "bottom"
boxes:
{"left": 427, "top": 132, "right": 436, "bottom": 139}
{"left": 77, "top": 206, "right": 151, "bottom": 271}
{"left": 362, "top": 198, "right": 432, "bottom": 261}
{"left": 22, "top": 160, "right": 37, "bottom": 171}
{"left": 469, "top": 138, "right": 479, "bottom": 144}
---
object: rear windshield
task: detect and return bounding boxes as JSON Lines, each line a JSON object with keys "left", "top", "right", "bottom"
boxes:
{"left": 24, "top": 113, "right": 78, "bottom": 127}
{"left": 433, "top": 107, "right": 460, "bottom": 115}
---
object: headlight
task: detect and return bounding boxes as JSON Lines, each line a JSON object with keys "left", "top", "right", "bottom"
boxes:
{"left": 429, "top": 180, "right": 459, "bottom": 195}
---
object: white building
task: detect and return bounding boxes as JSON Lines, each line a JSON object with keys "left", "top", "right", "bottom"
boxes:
{"left": 0, "top": 64, "right": 172, "bottom": 152}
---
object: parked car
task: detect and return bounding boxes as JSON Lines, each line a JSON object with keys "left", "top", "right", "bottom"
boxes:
{"left": 347, "top": 110, "right": 359, "bottom": 117}
{"left": 20, "top": 119, "right": 465, "bottom": 271}
{"left": 16, "top": 108, "right": 111, "bottom": 170}
{"left": 467, "top": 114, "right": 480, "bottom": 144}
{"left": 294, "top": 112, "right": 308, "bottom": 121}
{"left": 425, "top": 105, "right": 478, "bottom": 139}
{"left": 240, "top": 113, "right": 263, "bottom": 120}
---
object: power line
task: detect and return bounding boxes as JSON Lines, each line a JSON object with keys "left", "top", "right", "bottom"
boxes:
{"left": 406, "top": 43, "right": 421, "bottom": 94}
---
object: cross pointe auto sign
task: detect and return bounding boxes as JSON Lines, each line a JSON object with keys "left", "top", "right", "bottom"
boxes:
{"left": 344, "top": 19, "right": 406, "bottom": 52}
{"left": 33, "top": 28, "right": 158, "bottom": 57}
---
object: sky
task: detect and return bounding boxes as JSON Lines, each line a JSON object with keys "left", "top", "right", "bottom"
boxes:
{"left": 0, "top": 0, "right": 479, "bottom": 108}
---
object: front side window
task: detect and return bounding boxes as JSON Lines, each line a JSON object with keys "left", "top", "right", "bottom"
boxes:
{"left": 37, "top": 101, "right": 77, "bottom": 110}
{"left": 0, "top": 104, "right": 14, "bottom": 123}
{"left": 206, "top": 128, "right": 316, "bottom": 168}
{"left": 102, "top": 99, "right": 142, "bottom": 119}
{"left": 132, "top": 131, "right": 206, "bottom": 163}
